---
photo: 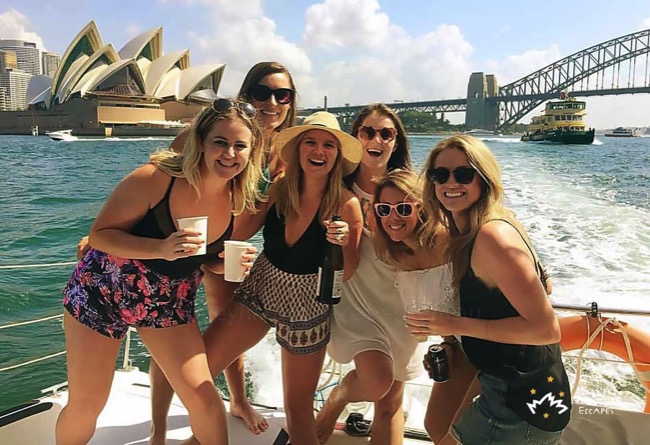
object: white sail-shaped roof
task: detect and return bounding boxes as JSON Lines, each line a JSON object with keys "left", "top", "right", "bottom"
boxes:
{"left": 118, "top": 28, "right": 162, "bottom": 61}
{"left": 155, "top": 64, "right": 225, "bottom": 101}
{"left": 54, "top": 44, "right": 120, "bottom": 104}
{"left": 50, "top": 21, "right": 103, "bottom": 106}
{"left": 86, "top": 58, "right": 146, "bottom": 95}
{"left": 144, "top": 50, "right": 190, "bottom": 95}
{"left": 28, "top": 86, "right": 52, "bottom": 109}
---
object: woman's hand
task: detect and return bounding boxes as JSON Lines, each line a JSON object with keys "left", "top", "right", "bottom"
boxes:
{"left": 324, "top": 219, "right": 350, "bottom": 246}
{"left": 212, "top": 245, "right": 257, "bottom": 276}
{"left": 77, "top": 236, "right": 91, "bottom": 260}
{"left": 158, "top": 229, "right": 205, "bottom": 261}
{"left": 405, "top": 310, "right": 460, "bottom": 338}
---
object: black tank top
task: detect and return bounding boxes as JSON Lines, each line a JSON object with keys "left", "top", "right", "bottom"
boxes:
{"left": 262, "top": 204, "right": 327, "bottom": 274}
{"left": 459, "top": 219, "right": 557, "bottom": 378}
{"left": 130, "top": 176, "right": 234, "bottom": 278}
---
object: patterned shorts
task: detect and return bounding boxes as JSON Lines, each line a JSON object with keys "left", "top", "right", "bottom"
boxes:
{"left": 233, "top": 252, "right": 331, "bottom": 355}
{"left": 63, "top": 248, "right": 203, "bottom": 339}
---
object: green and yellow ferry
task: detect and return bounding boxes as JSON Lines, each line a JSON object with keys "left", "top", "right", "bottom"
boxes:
{"left": 521, "top": 92, "right": 595, "bottom": 144}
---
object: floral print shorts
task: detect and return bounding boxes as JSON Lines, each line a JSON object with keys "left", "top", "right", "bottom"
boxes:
{"left": 63, "top": 248, "right": 203, "bottom": 339}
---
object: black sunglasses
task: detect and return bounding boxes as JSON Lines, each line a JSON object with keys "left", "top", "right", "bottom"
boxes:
{"left": 374, "top": 202, "right": 417, "bottom": 218}
{"left": 248, "top": 85, "right": 295, "bottom": 105}
{"left": 427, "top": 165, "right": 480, "bottom": 185}
{"left": 358, "top": 126, "right": 397, "bottom": 142}
{"left": 211, "top": 98, "right": 257, "bottom": 118}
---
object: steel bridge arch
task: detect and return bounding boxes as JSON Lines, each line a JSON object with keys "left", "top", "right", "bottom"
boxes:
{"left": 498, "top": 28, "right": 650, "bottom": 130}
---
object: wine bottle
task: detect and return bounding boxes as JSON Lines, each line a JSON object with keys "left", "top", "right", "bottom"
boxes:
{"left": 316, "top": 215, "right": 344, "bottom": 305}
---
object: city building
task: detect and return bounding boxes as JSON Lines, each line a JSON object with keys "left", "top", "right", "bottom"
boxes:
{"left": 0, "top": 86, "right": 6, "bottom": 111}
{"left": 0, "top": 40, "right": 40, "bottom": 76}
{"left": 1, "top": 21, "right": 225, "bottom": 135}
{"left": 0, "top": 70, "right": 31, "bottom": 110}
{"left": 0, "top": 49, "right": 18, "bottom": 72}
{"left": 41, "top": 51, "right": 60, "bottom": 77}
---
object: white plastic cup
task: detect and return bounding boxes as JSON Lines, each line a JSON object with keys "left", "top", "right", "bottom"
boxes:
{"left": 177, "top": 216, "right": 208, "bottom": 256}
{"left": 224, "top": 240, "right": 253, "bottom": 282}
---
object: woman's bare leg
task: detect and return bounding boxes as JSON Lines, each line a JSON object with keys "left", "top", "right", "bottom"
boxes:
{"left": 370, "top": 380, "right": 404, "bottom": 445}
{"left": 282, "top": 347, "right": 327, "bottom": 445}
{"left": 178, "top": 302, "right": 272, "bottom": 444}
{"left": 138, "top": 322, "right": 228, "bottom": 445}
{"left": 203, "top": 271, "right": 268, "bottom": 434}
{"left": 316, "top": 350, "right": 394, "bottom": 443}
{"left": 425, "top": 347, "right": 479, "bottom": 444}
{"left": 56, "top": 312, "right": 122, "bottom": 445}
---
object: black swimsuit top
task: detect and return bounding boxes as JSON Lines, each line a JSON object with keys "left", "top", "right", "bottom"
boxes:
{"left": 459, "top": 219, "right": 557, "bottom": 379}
{"left": 130, "top": 176, "right": 234, "bottom": 278}
{"left": 262, "top": 204, "right": 327, "bottom": 274}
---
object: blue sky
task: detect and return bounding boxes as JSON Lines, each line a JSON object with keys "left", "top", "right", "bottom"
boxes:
{"left": 2, "top": 0, "right": 650, "bottom": 127}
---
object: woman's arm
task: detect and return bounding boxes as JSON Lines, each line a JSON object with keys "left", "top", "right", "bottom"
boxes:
{"left": 89, "top": 165, "right": 203, "bottom": 260}
{"left": 338, "top": 193, "right": 363, "bottom": 280}
{"left": 406, "top": 221, "right": 560, "bottom": 345}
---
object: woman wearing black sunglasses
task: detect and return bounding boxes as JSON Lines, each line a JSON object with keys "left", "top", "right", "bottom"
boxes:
{"left": 317, "top": 104, "right": 419, "bottom": 445}
{"left": 147, "top": 62, "right": 298, "bottom": 439}
{"left": 409, "top": 135, "right": 570, "bottom": 444}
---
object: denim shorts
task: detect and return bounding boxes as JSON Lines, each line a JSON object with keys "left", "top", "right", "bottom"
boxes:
{"left": 451, "top": 372, "right": 564, "bottom": 445}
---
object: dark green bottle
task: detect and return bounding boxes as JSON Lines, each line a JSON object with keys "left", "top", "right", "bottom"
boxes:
{"left": 316, "top": 215, "right": 344, "bottom": 304}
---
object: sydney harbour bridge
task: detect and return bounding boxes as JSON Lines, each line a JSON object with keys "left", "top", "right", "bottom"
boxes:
{"left": 302, "top": 29, "right": 650, "bottom": 131}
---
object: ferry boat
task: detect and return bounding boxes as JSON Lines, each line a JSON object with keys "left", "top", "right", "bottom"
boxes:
{"left": 605, "top": 127, "right": 640, "bottom": 137}
{"left": 521, "top": 92, "right": 595, "bottom": 144}
{"left": 0, "top": 301, "right": 648, "bottom": 444}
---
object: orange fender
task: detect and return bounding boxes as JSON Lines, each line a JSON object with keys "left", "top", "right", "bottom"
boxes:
{"left": 559, "top": 315, "right": 650, "bottom": 414}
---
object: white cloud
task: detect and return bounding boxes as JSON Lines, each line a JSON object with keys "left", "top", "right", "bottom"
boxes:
{"left": 303, "top": 0, "right": 399, "bottom": 49}
{"left": 0, "top": 8, "right": 46, "bottom": 49}
{"left": 486, "top": 44, "right": 562, "bottom": 84}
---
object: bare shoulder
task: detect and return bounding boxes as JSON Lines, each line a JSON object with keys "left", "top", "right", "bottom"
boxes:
{"left": 475, "top": 219, "right": 523, "bottom": 251}
{"left": 120, "top": 164, "right": 170, "bottom": 199}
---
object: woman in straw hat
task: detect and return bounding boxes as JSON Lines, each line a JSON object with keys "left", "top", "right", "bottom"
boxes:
{"left": 177, "top": 111, "right": 364, "bottom": 445}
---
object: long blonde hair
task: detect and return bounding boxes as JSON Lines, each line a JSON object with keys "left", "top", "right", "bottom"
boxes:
{"left": 372, "top": 169, "right": 426, "bottom": 268}
{"left": 421, "top": 135, "right": 511, "bottom": 285}
{"left": 274, "top": 131, "right": 345, "bottom": 223}
{"left": 149, "top": 101, "right": 264, "bottom": 215}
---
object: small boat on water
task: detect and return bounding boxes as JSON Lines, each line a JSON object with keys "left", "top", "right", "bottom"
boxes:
{"left": 605, "top": 127, "right": 640, "bottom": 137}
{"left": 521, "top": 92, "right": 595, "bottom": 144}
{"left": 464, "top": 128, "right": 500, "bottom": 137}
{"left": 46, "top": 129, "right": 78, "bottom": 141}
{"left": 1, "top": 301, "right": 648, "bottom": 444}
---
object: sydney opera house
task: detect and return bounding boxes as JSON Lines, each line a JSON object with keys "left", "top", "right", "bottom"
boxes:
{"left": 0, "top": 21, "right": 224, "bottom": 136}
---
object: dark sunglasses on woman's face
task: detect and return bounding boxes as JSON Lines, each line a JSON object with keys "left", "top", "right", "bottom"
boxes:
{"left": 374, "top": 202, "right": 416, "bottom": 218}
{"left": 427, "top": 166, "right": 478, "bottom": 185}
{"left": 248, "top": 85, "right": 295, "bottom": 105}
{"left": 358, "top": 126, "right": 397, "bottom": 142}
{"left": 212, "top": 98, "right": 257, "bottom": 118}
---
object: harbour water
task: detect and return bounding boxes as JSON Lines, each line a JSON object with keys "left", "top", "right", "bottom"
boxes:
{"left": 0, "top": 134, "right": 648, "bottom": 418}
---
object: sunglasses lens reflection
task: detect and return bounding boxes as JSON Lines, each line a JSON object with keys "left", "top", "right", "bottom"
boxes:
{"left": 430, "top": 167, "right": 477, "bottom": 184}
{"left": 250, "top": 85, "right": 294, "bottom": 104}
{"left": 396, "top": 203, "right": 413, "bottom": 217}
{"left": 359, "top": 126, "right": 396, "bottom": 142}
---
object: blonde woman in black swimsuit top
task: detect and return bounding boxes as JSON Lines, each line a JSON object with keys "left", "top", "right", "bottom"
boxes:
{"left": 59, "top": 100, "right": 264, "bottom": 445}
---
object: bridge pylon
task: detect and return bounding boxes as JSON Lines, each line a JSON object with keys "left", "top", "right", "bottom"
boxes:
{"left": 465, "top": 72, "right": 499, "bottom": 131}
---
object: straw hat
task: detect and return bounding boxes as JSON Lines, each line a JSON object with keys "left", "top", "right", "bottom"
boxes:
{"left": 275, "top": 111, "right": 362, "bottom": 176}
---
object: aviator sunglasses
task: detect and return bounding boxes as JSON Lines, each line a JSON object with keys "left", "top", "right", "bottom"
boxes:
{"left": 248, "top": 84, "right": 295, "bottom": 105}
{"left": 212, "top": 98, "right": 257, "bottom": 118}
{"left": 427, "top": 163, "right": 484, "bottom": 185}
{"left": 358, "top": 126, "right": 397, "bottom": 142}
{"left": 374, "top": 202, "right": 417, "bottom": 218}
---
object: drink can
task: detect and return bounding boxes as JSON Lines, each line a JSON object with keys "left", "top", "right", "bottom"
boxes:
{"left": 427, "top": 344, "right": 449, "bottom": 382}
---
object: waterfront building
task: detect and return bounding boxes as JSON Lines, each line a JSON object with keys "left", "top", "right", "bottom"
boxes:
{"left": 0, "top": 49, "right": 18, "bottom": 72}
{"left": 0, "top": 40, "right": 41, "bottom": 76}
{"left": 41, "top": 52, "right": 60, "bottom": 77}
{"left": 0, "top": 70, "right": 31, "bottom": 111}
{"left": 1, "top": 21, "right": 224, "bottom": 135}
{"left": 0, "top": 86, "right": 6, "bottom": 111}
